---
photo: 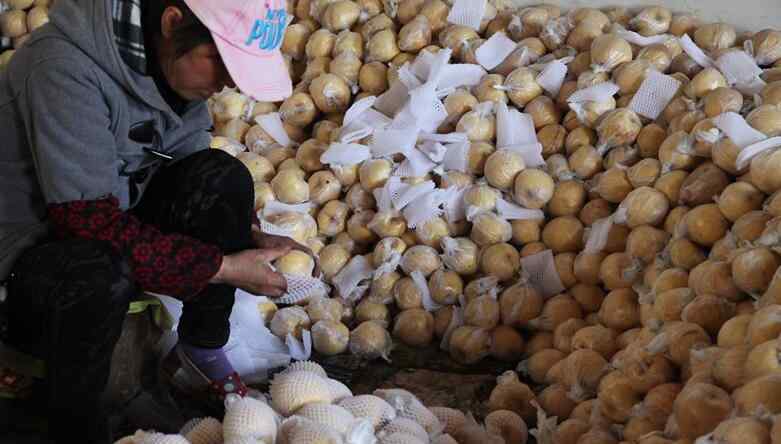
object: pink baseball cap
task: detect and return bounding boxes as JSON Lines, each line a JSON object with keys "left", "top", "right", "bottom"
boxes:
{"left": 184, "top": 0, "right": 293, "bottom": 102}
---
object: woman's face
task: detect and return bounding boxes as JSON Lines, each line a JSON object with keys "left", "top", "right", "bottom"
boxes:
{"left": 158, "top": 7, "right": 234, "bottom": 101}
{"left": 163, "top": 43, "right": 234, "bottom": 101}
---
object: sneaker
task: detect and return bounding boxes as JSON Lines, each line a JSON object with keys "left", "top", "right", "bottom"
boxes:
{"left": 159, "top": 345, "right": 248, "bottom": 415}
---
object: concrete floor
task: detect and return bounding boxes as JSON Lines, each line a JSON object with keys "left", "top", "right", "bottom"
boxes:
{"left": 0, "top": 310, "right": 188, "bottom": 442}
{"left": 2, "top": 309, "right": 516, "bottom": 442}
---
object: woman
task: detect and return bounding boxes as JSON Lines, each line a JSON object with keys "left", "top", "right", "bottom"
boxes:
{"left": 0, "top": 0, "right": 295, "bottom": 442}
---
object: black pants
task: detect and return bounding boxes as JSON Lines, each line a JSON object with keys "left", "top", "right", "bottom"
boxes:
{"left": 3, "top": 149, "right": 254, "bottom": 443}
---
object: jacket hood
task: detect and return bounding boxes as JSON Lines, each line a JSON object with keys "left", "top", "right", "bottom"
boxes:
{"left": 46, "top": 0, "right": 182, "bottom": 123}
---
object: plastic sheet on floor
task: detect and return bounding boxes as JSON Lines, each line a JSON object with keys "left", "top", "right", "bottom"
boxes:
{"left": 153, "top": 290, "right": 292, "bottom": 384}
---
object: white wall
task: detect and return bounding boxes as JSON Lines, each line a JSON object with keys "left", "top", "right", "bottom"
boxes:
{"left": 512, "top": 0, "right": 781, "bottom": 31}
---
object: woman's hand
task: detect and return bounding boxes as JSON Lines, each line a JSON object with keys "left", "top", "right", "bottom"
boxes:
{"left": 251, "top": 226, "right": 321, "bottom": 277}
{"left": 211, "top": 246, "right": 291, "bottom": 297}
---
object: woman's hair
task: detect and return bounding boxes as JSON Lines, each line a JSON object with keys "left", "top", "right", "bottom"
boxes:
{"left": 143, "top": 0, "right": 214, "bottom": 58}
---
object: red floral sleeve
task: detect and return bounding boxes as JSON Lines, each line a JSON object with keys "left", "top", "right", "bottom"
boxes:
{"left": 47, "top": 196, "right": 223, "bottom": 301}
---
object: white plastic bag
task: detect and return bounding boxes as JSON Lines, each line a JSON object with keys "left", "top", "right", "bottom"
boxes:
{"left": 154, "top": 291, "right": 293, "bottom": 384}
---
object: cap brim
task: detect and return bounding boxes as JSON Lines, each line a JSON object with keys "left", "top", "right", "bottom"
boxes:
{"left": 213, "top": 33, "right": 292, "bottom": 103}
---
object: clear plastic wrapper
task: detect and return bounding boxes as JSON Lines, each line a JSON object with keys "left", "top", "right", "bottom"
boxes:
{"left": 590, "top": 34, "right": 633, "bottom": 73}
{"left": 680, "top": 34, "right": 714, "bottom": 68}
{"left": 311, "top": 320, "right": 350, "bottom": 356}
{"left": 320, "top": 142, "right": 372, "bottom": 167}
{"left": 374, "top": 250, "right": 402, "bottom": 278}
{"left": 715, "top": 50, "right": 764, "bottom": 93}
{"left": 747, "top": 30, "right": 781, "bottom": 66}
{"left": 440, "top": 236, "right": 478, "bottom": 275}
{"left": 520, "top": 249, "right": 566, "bottom": 297}
{"left": 495, "top": 101, "right": 545, "bottom": 167}
{"left": 735, "top": 136, "right": 781, "bottom": 171}
{"left": 285, "top": 329, "right": 313, "bottom": 361}
{"left": 475, "top": 31, "right": 517, "bottom": 70}
{"left": 455, "top": 100, "right": 496, "bottom": 142}
{"left": 712, "top": 111, "right": 767, "bottom": 148}
{"left": 410, "top": 270, "right": 441, "bottom": 312}
{"left": 535, "top": 56, "right": 573, "bottom": 96}
{"left": 567, "top": 82, "right": 620, "bottom": 126}
{"left": 583, "top": 214, "right": 616, "bottom": 254}
{"left": 613, "top": 24, "right": 673, "bottom": 46}
{"left": 448, "top": 325, "right": 493, "bottom": 365}
{"left": 332, "top": 255, "right": 376, "bottom": 302}
{"left": 210, "top": 136, "right": 246, "bottom": 157}
{"left": 400, "top": 245, "right": 442, "bottom": 276}
{"left": 470, "top": 211, "right": 512, "bottom": 246}
{"left": 463, "top": 291, "right": 500, "bottom": 329}
{"left": 540, "top": 16, "right": 574, "bottom": 50}
{"left": 629, "top": 6, "right": 672, "bottom": 37}
{"left": 496, "top": 197, "right": 545, "bottom": 221}
{"left": 484, "top": 148, "right": 526, "bottom": 190}
{"left": 349, "top": 321, "right": 394, "bottom": 362}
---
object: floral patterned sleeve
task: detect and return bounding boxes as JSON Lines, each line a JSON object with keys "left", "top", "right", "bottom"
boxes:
{"left": 47, "top": 196, "right": 223, "bottom": 301}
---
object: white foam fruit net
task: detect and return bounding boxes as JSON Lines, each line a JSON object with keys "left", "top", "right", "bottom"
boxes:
{"left": 446, "top": 0, "right": 487, "bottom": 31}
{"left": 259, "top": 219, "right": 296, "bottom": 239}
{"left": 628, "top": 70, "right": 682, "bottom": 120}
{"left": 276, "top": 274, "right": 330, "bottom": 305}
